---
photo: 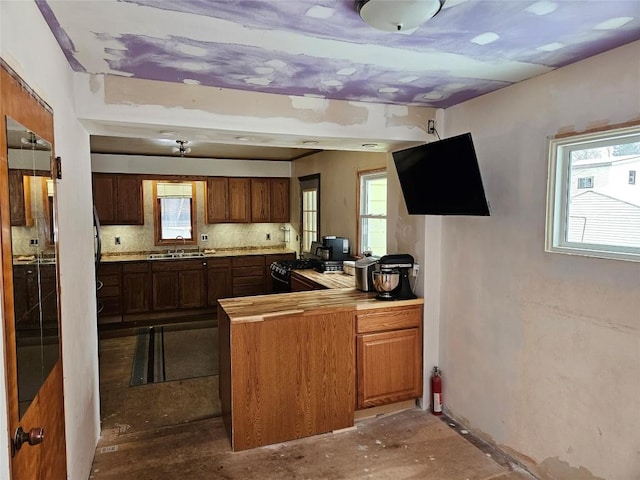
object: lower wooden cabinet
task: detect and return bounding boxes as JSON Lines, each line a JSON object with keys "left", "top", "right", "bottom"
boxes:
{"left": 231, "top": 255, "right": 265, "bottom": 297}
{"left": 290, "top": 271, "right": 326, "bottom": 292}
{"left": 151, "top": 259, "right": 207, "bottom": 311}
{"left": 207, "top": 258, "right": 232, "bottom": 306}
{"left": 122, "top": 262, "right": 151, "bottom": 314}
{"left": 356, "top": 305, "right": 423, "bottom": 409}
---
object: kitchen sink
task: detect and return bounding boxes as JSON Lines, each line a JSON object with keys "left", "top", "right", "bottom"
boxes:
{"left": 147, "top": 251, "right": 206, "bottom": 260}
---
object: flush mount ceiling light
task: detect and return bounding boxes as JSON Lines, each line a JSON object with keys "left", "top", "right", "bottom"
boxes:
{"left": 20, "top": 131, "right": 47, "bottom": 148}
{"left": 171, "top": 140, "right": 191, "bottom": 157}
{"left": 356, "top": 0, "right": 442, "bottom": 32}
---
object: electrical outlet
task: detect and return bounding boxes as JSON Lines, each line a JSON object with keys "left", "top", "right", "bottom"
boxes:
{"left": 30, "top": 238, "right": 39, "bottom": 246}
{"left": 427, "top": 119, "right": 436, "bottom": 134}
{"left": 266, "top": 233, "right": 271, "bottom": 241}
{"left": 412, "top": 263, "right": 420, "bottom": 277}
{"left": 115, "top": 236, "right": 121, "bottom": 245}
{"left": 200, "top": 233, "right": 208, "bottom": 242}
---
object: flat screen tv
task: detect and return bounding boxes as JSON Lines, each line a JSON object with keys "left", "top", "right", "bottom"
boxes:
{"left": 393, "top": 132, "right": 490, "bottom": 216}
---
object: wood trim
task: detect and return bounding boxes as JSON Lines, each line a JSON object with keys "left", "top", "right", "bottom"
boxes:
{"left": 356, "top": 167, "right": 386, "bottom": 256}
{"left": 553, "top": 119, "right": 640, "bottom": 139}
{"left": 152, "top": 180, "right": 198, "bottom": 246}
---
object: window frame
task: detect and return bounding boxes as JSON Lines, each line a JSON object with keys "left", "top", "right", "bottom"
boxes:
{"left": 152, "top": 180, "right": 197, "bottom": 247}
{"left": 545, "top": 124, "right": 640, "bottom": 262}
{"left": 299, "top": 174, "right": 320, "bottom": 253}
{"left": 357, "top": 168, "right": 387, "bottom": 257}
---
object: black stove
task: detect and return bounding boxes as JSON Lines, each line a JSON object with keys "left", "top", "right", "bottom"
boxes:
{"left": 270, "top": 258, "right": 320, "bottom": 293}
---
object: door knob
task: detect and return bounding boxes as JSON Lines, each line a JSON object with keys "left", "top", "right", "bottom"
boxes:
{"left": 13, "top": 426, "right": 44, "bottom": 453}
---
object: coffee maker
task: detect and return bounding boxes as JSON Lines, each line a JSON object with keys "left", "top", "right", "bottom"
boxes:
{"left": 374, "top": 254, "right": 417, "bottom": 300}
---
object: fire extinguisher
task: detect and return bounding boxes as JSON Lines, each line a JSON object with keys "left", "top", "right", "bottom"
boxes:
{"left": 431, "top": 366, "right": 443, "bottom": 416}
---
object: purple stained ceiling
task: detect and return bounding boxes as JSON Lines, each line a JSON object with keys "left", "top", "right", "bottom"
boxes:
{"left": 36, "top": 0, "right": 640, "bottom": 109}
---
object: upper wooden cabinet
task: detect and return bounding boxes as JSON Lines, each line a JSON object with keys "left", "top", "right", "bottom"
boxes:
{"left": 206, "top": 177, "right": 251, "bottom": 223}
{"left": 8, "top": 170, "right": 30, "bottom": 226}
{"left": 250, "top": 177, "right": 290, "bottom": 223}
{"left": 93, "top": 173, "right": 144, "bottom": 225}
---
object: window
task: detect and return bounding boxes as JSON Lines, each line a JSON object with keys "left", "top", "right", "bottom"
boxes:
{"left": 153, "top": 181, "right": 197, "bottom": 245}
{"left": 577, "top": 176, "right": 593, "bottom": 189}
{"left": 546, "top": 124, "right": 640, "bottom": 262}
{"left": 299, "top": 174, "right": 320, "bottom": 252}
{"left": 358, "top": 170, "right": 387, "bottom": 256}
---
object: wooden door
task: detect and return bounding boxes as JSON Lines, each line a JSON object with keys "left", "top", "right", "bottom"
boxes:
{"left": 250, "top": 178, "right": 270, "bottom": 222}
{"left": 92, "top": 173, "right": 117, "bottom": 225}
{"left": 228, "top": 177, "right": 250, "bottom": 223}
{"left": 116, "top": 175, "right": 143, "bottom": 225}
{"left": 270, "top": 178, "right": 290, "bottom": 223}
{"left": 206, "top": 177, "right": 229, "bottom": 223}
{"left": 178, "top": 267, "right": 206, "bottom": 309}
{"left": 2, "top": 64, "right": 67, "bottom": 478}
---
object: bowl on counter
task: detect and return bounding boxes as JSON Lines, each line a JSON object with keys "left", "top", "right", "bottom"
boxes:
{"left": 372, "top": 271, "right": 399, "bottom": 299}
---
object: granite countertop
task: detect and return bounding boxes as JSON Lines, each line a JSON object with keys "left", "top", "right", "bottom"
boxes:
{"left": 218, "top": 288, "right": 423, "bottom": 324}
{"left": 101, "top": 248, "right": 296, "bottom": 263}
{"left": 292, "top": 269, "right": 356, "bottom": 289}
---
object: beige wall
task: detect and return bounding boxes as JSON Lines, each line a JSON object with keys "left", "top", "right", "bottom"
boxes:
{"left": 437, "top": 41, "right": 640, "bottom": 480}
{"left": 290, "top": 150, "right": 387, "bottom": 256}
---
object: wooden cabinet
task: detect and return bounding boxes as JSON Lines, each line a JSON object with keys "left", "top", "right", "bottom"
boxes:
{"left": 151, "top": 259, "right": 207, "bottom": 311}
{"left": 250, "top": 178, "right": 271, "bottom": 223}
{"left": 250, "top": 177, "right": 290, "bottom": 223}
{"left": 93, "top": 173, "right": 143, "bottom": 225}
{"left": 218, "top": 306, "right": 355, "bottom": 451}
{"left": 231, "top": 255, "right": 265, "bottom": 297}
{"left": 97, "top": 263, "right": 122, "bottom": 322}
{"left": 122, "top": 262, "right": 151, "bottom": 314}
{"left": 207, "top": 257, "right": 232, "bottom": 306}
{"left": 13, "top": 263, "right": 58, "bottom": 330}
{"left": 270, "top": 178, "right": 290, "bottom": 223}
{"left": 355, "top": 305, "right": 423, "bottom": 409}
{"left": 206, "top": 177, "right": 250, "bottom": 223}
{"left": 264, "top": 253, "right": 295, "bottom": 293}
{"left": 9, "top": 170, "right": 30, "bottom": 226}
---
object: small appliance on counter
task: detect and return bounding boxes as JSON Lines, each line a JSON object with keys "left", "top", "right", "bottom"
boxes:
{"left": 322, "top": 236, "right": 351, "bottom": 261}
{"left": 372, "top": 254, "right": 417, "bottom": 300}
{"left": 306, "top": 240, "right": 348, "bottom": 273}
{"left": 355, "top": 256, "right": 380, "bottom": 292}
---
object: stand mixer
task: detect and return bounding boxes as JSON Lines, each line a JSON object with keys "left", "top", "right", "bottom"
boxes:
{"left": 373, "top": 254, "right": 417, "bottom": 300}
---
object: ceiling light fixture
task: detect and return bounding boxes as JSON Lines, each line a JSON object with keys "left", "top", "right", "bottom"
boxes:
{"left": 356, "top": 0, "right": 442, "bottom": 32}
{"left": 20, "top": 131, "right": 47, "bottom": 148}
{"left": 171, "top": 140, "right": 191, "bottom": 157}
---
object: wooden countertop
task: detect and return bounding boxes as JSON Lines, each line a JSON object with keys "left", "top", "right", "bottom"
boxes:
{"left": 218, "top": 288, "right": 423, "bottom": 323}
{"left": 101, "top": 248, "right": 296, "bottom": 263}
{"left": 291, "top": 269, "right": 355, "bottom": 289}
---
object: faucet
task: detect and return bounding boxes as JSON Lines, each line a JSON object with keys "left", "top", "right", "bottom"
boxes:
{"left": 173, "top": 235, "right": 186, "bottom": 254}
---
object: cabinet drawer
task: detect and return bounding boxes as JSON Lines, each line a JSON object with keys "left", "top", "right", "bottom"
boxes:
{"left": 151, "top": 259, "right": 206, "bottom": 272}
{"left": 232, "top": 265, "right": 264, "bottom": 278}
{"left": 207, "top": 257, "right": 231, "bottom": 268}
{"left": 98, "top": 284, "right": 121, "bottom": 297}
{"left": 98, "top": 263, "right": 121, "bottom": 275}
{"left": 122, "top": 262, "right": 150, "bottom": 273}
{"left": 99, "top": 273, "right": 120, "bottom": 287}
{"left": 356, "top": 306, "right": 422, "bottom": 334}
{"left": 232, "top": 256, "right": 264, "bottom": 267}
{"left": 99, "top": 296, "right": 122, "bottom": 316}
{"left": 232, "top": 284, "right": 264, "bottom": 297}
{"left": 264, "top": 253, "right": 295, "bottom": 265}
{"left": 232, "top": 276, "right": 264, "bottom": 287}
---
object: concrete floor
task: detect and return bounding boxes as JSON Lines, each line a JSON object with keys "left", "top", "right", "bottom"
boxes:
{"left": 92, "top": 325, "right": 535, "bottom": 480}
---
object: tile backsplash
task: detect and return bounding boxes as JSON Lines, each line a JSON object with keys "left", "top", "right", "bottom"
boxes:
{"left": 100, "top": 180, "right": 295, "bottom": 254}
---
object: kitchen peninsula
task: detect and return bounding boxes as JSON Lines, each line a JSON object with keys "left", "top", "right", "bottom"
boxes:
{"left": 218, "top": 289, "right": 424, "bottom": 451}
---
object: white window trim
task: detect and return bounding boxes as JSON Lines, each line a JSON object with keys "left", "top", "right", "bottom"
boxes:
{"left": 545, "top": 124, "right": 640, "bottom": 262}
{"left": 358, "top": 169, "right": 387, "bottom": 256}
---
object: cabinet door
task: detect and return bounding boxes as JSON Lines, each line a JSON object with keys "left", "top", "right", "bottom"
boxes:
{"left": 207, "top": 267, "right": 231, "bottom": 306}
{"left": 356, "top": 328, "right": 422, "bottom": 409}
{"left": 152, "top": 271, "right": 180, "bottom": 311}
{"left": 270, "top": 178, "right": 290, "bottom": 223}
{"left": 116, "top": 175, "right": 144, "bottom": 225}
{"left": 179, "top": 268, "right": 206, "bottom": 309}
{"left": 228, "top": 178, "right": 250, "bottom": 223}
{"left": 206, "top": 177, "right": 229, "bottom": 223}
{"left": 250, "top": 178, "right": 271, "bottom": 223}
{"left": 92, "top": 174, "right": 117, "bottom": 225}
{"left": 9, "top": 170, "right": 28, "bottom": 226}
{"left": 122, "top": 271, "right": 151, "bottom": 314}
